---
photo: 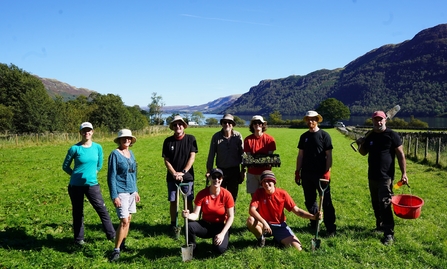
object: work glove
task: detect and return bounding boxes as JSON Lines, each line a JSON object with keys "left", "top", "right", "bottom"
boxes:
{"left": 322, "top": 170, "right": 331, "bottom": 180}
{"left": 295, "top": 170, "right": 301, "bottom": 186}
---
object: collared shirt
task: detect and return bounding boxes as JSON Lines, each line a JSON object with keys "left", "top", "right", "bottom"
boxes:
{"left": 206, "top": 129, "right": 244, "bottom": 171}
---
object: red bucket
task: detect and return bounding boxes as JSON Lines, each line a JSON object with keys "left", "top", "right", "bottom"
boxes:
{"left": 391, "top": 194, "right": 424, "bottom": 219}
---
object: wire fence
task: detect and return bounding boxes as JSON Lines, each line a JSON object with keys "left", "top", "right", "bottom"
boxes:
{"left": 341, "top": 127, "right": 447, "bottom": 170}
{"left": 0, "top": 126, "right": 171, "bottom": 148}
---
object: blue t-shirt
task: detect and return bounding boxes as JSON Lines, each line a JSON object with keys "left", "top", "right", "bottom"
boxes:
{"left": 62, "top": 142, "right": 103, "bottom": 186}
{"left": 107, "top": 149, "right": 138, "bottom": 200}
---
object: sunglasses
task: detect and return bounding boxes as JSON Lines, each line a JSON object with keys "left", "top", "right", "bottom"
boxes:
{"left": 221, "top": 121, "right": 233, "bottom": 125}
{"left": 252, "top": 121, "right": 263, "bottom": 125}
{"left": 211, "top": 174, "right": 222, "bottom": 180}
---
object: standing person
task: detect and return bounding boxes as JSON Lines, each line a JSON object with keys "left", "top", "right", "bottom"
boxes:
{"left": 206, "top": 114, "right": 244, "bottom": 202}
{"left": 182, "top": 168, "right": 234, "bottom": 255}
{"left": 107, "top": 129, "right": 140, "bottom": 262}
{"left": 244, "top": 115, "right": 276, "bottom": 196}
{"left": 62, "top": 122, "right": 115, "bottom": 245}
{"left": 356, "top": 110, "right": 408, "bottom": 245}
{"left": 246, "top": 170, "right": 320, "bottom": 251}
{"left": 162, "top": 115, "right": 198, "bottom": 235}
{"left": 295, "top": 110, "right": 336, "bottom": 236}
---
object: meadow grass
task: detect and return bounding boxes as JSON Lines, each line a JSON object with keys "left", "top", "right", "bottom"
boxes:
{"left": 1, "top": 127, "right": 446, "bottom": 268}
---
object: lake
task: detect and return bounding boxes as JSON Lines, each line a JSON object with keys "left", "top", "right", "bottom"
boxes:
{"left": 163, "top": 114, "right": 447, "bottom": 128}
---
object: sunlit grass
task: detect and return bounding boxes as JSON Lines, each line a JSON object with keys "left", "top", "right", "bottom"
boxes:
{"left": 1, "top": 127, "right": 446, "bottom": 268}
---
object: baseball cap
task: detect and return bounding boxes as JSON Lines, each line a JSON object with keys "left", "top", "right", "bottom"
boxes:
{"left": 372, "top": 111, "right": 386, "bottom": 119}
{"left": 211, "top": 168, "right": 224, "bottom": 178}
{"left": 80, "top": 122, "right": 93, "bottom": 130}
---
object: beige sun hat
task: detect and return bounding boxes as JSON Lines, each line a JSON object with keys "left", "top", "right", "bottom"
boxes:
{"left": 169, "top": 115, "right": 188, "bottom": 130}
{"left": 250, "top": 115, "right": 266, "bottom": 125}
{"left": 220, "top": 114, "right": 236, "bottom": 126}
{"left": 114, "top": 129, "right": 137, "bottom": 145}
{"left": 303, "top": 111, "right": 323, "bottom": 123}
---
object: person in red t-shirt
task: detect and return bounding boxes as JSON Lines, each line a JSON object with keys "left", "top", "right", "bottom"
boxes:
{"left": 182, "top": 168, "right": 234, "bottom": 255}
{"left": 247, "top": 170, "right": 320, "bottom": 251}
{"left": 243, "top": 115, "right": 276, "bottom": 197}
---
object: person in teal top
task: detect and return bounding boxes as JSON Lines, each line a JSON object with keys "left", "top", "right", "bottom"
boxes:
{"left": 107, "top": 129, "right": 140, "bottom": 262}
{"left": 62, "top": 122, "right": 115, "bottom": 245}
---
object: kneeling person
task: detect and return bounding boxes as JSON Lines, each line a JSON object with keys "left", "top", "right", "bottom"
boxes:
{"left": 182, "top": 168, "right": 234, "bottom": 255}
{"left": 246, "top": 170, "right": 320, "bottom": 251}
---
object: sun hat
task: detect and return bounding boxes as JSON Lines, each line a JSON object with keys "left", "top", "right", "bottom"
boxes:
{"left": 250, "top": 115, "right": 266, "bottom": 125}
{"left": 372, "top": 111, "right": 387, "bottom": 119}
{"left": 303, "top": 111, "right": 323, "bottom": 123}
{"left": 211, "top": 168, "right": 224, "bottom": 178}
{"left": 220, "top": 114, "right": 236, "bottom": 126}
{"left": 260, "top": 170, "right": 277, "bottom": 184}
{"left": 169, "top": 115, "right": 188, "bottom": 130}
{"left": 80, "top": 122, "right": 93, "bottom": 130}
{"left": 114, "top": 129, "right": 137, "bottom": 145}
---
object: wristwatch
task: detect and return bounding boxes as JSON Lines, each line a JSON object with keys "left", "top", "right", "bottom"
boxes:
{"left": 182, "top": 169, "right": 187, "bottom": 173}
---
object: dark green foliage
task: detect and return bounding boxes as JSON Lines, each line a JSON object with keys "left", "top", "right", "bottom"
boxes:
{"left": 317, "top": 98, "right": 350, "bottom": 126}
{"left": 205, "top": 117, "right": 218, "bottom": 125}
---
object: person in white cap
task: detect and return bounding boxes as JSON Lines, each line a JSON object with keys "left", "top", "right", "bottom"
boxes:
{"left": 356, "top": 110, "right": 408, "bottom": 245}
{"left": 62, "top": 122, "right": 115, "bottom": 246}
{"left": 295, "top": 111, "right": 337, "bottom": 237}
{"left": 246, "top": 170, "right": 320, "bottom": 251}
{"left": 206, "top": 114, "right": 244, "bottom": 202}
{"left": 162, "top": 115, "right": 198, "bottom": 235}
{"left": 107, "top": 129, "right": 140, "bottom": 262}
{"left": 243, "top": 115, "right": 276, "bottom": 197}
{"left": 182, "top": 168, "right": 234, "bottom": 255}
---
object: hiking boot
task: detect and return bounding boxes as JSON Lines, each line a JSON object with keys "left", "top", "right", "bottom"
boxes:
{"left": 257, "top": 235, "right": 265, "bottom": 247}
{"left": 74, "top": 240, "right": 85, "bottom": 246}
{"left": 109, "top": 250, "right": 120, "bottom": 262}
{"left": 326, "top": 230, "right": 336, "bottom": 238}
{"left": 381, "top": 235, "right": 394, "bottom": 246}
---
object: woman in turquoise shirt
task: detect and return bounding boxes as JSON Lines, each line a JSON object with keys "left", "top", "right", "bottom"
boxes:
{"left": 62, "top": 122, "right": 115, "bottom": 245}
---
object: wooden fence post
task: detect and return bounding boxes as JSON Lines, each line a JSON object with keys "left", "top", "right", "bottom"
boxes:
{"left": 436, "top": 137, "right": 441, "bottom": 166}
{"left": 414, "top": 137, "right": 418, "bottom": 159}
{"left": 407, "top": 136, "right": 412, "bottom": 156}
{"left": 425, "top": 137, "right": 429, "bottom": 160}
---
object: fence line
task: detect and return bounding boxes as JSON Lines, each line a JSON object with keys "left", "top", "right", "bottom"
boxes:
{"left": 342, "top": 127, "right": 447, "bottom": 170}
{"left": 0, "top": 126, "right": 171, "bottom": 148}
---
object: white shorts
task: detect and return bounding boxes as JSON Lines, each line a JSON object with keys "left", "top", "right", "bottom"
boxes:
{"left": 246, "top": 173, "right": 262, "bottom": 194}
{"left": 115, "top": 192, "right": 137, "bottom": 219}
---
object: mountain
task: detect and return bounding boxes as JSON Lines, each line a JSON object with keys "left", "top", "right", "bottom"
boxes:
{"left": 36, "top": 76, "right": 94, "bottom": 101}
{"left": 162, "top": 94, "right": 242, "bottom": 114}
{"left": 225, "top": 23, "right": 447, "bottom": 117}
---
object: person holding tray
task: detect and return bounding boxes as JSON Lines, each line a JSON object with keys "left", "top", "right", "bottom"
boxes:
{"left": 243, "top": 115, "right": 276, "bottom": 197}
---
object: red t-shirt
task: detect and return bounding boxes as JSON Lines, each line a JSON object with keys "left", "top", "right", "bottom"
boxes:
{"left": 244, "top": 133, "right": 276, "bottom": 175}
{"left": 195, "top": 187, "right": 235, "bottom": 223}
{"left": 250, "top": 188, "right": 295, "bottom": 224}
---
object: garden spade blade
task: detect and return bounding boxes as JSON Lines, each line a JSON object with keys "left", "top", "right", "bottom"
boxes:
{"left": 311, "top": 237, "right": 321, "bottom": 251}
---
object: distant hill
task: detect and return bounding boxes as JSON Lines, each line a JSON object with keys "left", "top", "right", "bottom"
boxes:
{"left": 162, "top": 94, "right": 242, "bottom": 114}
{"left": 225, "top": 23, "right": 447, "bottom": 117}
{"left": 36, "top": 76, "right": 94, "bottom": 101}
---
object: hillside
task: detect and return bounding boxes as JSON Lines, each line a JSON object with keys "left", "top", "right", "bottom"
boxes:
{"left": 162, "top": 94, "right": 242, "bottom": 113}
{"left": 225, "top": 23, "right": 447, "bottom": 117}
{"left": 36, "top": 76, "right": 94, "bottom": 101}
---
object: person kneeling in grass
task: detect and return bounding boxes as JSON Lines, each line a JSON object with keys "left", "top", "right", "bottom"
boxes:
{"left": 246, "top": 170, "right": 321, "bottom": 251}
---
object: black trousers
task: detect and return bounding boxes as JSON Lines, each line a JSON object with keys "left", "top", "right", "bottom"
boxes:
{"left": 368, "top": 178, "right": 394, "bottom": 236}
{"left": 220, "top": 166, "right": 241, "bottom": 202}
{"left": 187, "top": 220, "right": 229, "bottom": 254}
{"left": 68, "top": 184, "right": 115, "bottom": 241}
{"left": 301, "top": 175, "right": 337, "bottom": 233}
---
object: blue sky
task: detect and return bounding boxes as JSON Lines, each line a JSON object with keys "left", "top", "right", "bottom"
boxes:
{"left": 1, "top": 1, "right": 446, "bottom": 107}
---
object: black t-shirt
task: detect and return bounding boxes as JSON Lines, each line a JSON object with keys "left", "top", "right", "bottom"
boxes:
{"left": 297, "top": 129, "right": 333, "bottom": 175}
{"left": 363, "top": 128, "right": 402, "bottom": 180}
{"left": 162, "top": 134, "right": 198, "bottom": 182}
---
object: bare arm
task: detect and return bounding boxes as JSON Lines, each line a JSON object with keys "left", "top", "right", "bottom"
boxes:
{"left": 395, "top": 145, "right": 408, "bottom": 184}
{"left": 183, "top": 205, "right": 201, "bottom": 220}
{"left": 214, "top": 207, "right": 234, "bottom": 245}
{"left": 325, "top": 149, "right": 332, "bottom": 172}
{"left": 295, "top": 149, "right": 304, "bottom": 173}
{"left": 291, "top": 206, "right": 320, "bottom": 220}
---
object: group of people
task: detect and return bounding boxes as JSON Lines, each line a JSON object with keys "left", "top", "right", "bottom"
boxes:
{"left": 61, "top": 108, "right": 408, "bottom": 262}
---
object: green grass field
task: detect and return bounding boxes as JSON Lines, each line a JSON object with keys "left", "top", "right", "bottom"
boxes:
{"left": 1, "top": 127, "right": 446, "bottom": 268}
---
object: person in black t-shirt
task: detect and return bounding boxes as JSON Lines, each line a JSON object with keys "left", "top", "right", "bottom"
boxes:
{"left": 356, "top": 110, "right": 408, "bottom": 245}
{"left": 162, "top": 115, "right": 198, "bottom": 233}
{"left": 295, "top": 111, "right": 336, "bottom": 237}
